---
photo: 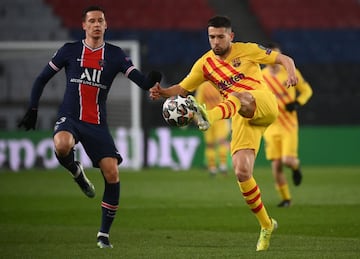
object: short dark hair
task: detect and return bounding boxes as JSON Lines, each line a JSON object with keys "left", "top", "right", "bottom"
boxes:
{"left": 82, "top": 5, "right": 105, "bottom": 21}
{"left": 207, "top": 16, "right": 232, "bottom": 29}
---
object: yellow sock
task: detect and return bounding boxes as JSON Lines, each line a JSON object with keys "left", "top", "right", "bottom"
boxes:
{"left": 205, "top": 146, "right": 216, "bottom": 170}
{"left": 238, "top": 177, "right": 271, "bottom": 228}
{"left": 218, "top": 143, "right": 228, "bottom": 167}
{"left": 208, "top": 95, "right": 241, "bottom": 124}
{"left": 276, "top": 184, "right": 291, "bottom": 201}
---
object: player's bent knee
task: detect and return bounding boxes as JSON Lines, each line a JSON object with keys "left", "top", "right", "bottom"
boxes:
{"left": 103, "top": 170, "right": 119, "bottom": 183}
{"left": 53, "top": 131, "right": 75, "bottom": 156}
{"left": 231, "top": 92, "right": 256, "bottom": 118}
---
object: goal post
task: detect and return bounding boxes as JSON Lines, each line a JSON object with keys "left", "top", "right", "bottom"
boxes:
{"left": 0, "top": 40, "right": 143, "bottom": 169}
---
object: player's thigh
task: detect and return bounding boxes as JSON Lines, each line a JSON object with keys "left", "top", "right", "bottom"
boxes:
{"left": 250, "top": 90, "right": 278, "bottom": 126}
{"left": 53, "top": 116, "right": 79, "bottom": 153}
{"left": 230, "top": 114, "right": 265, "bottom": 156}
{"left": 80, "top": 124, "right": 122, "bottom": 168}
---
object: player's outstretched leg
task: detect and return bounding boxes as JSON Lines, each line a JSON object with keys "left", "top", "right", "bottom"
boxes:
{"left": 187, "top": 95, "right": 210, "bottom": 131}
{"left": 256, "top": 218, "right": 278, "bottom": 251}
{"left": 74, "top": 161, "right": 96, "bottom": 198}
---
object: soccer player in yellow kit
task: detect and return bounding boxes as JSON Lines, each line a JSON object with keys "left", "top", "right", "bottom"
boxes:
{"left": 262, "top": 43, "right": 313, "bottom": 207}
{"left": 150, "top": 16, "right": 298, "bottom": 251}
{"left": 196, "top": 81, "right": 230, "bottom": 176}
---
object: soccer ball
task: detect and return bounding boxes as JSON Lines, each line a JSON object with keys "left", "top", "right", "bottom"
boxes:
{"left": 162, "top": 95, "right": 194, "bottom": 127}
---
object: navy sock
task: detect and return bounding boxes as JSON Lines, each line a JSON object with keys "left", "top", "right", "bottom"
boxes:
{"left": 55, "top": 150, "right": 78, "bottom": 176}
{"left": 100, "top": 181, "right": 120, "bottom": 234}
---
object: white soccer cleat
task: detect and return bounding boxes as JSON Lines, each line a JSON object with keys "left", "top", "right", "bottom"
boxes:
{"left": 74, "top": 161, "right": 95, "bottom": 198}
{"left": 186, "top": 95, "right": 210, "bottom": 131}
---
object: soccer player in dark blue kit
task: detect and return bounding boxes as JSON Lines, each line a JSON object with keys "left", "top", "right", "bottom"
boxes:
{"left": 18, "top": 6, "right": 161, "bottom": 248}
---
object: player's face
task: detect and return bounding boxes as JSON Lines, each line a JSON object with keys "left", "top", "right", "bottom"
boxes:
{"left": 208, "top": 27, "right": 234, "bottom": 58}
{"left": 82, "top": 11, "right": 107, "bottom": 40}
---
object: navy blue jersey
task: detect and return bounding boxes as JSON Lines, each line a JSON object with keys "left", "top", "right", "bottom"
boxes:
{"left": 46, "top": 40, "right": 134, "bottom": 124}
{"left": 29, "top": 40, "right": 158, "bottom": 126}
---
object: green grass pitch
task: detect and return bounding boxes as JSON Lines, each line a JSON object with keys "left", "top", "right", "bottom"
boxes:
{"left": 0, "top": 166, "right": 359, "bottom": 258}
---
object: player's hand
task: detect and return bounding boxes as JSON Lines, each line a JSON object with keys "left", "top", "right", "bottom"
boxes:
{"left": 286, "top": 75, "right": 298, "bottom": 87}
{"left": 285, "top": 101, "right": 300, "bottom": 112}
{"left": 149, "top": 83, "right": 162, "bottom": 100}
{"left": 18, "top": 108, "right": 38, "bottom": 130}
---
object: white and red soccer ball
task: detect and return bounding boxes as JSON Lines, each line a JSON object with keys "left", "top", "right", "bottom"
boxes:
{"left": 162, "top": 95, "right": 194, "bottom": 127}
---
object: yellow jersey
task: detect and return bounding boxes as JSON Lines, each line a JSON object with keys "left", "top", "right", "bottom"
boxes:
{"left": 262, "top": 65, "right": 313, "bottom": 132}
{"left": 179, "top": 42, "right": 278, "bottom": 97}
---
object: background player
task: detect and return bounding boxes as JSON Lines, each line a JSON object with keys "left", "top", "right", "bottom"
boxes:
{"left": 18, "top": 6, "right": 161, "bottom": 248}
{"left": 150, "top": 16, "right": 299, "bottom": 251}
{"left": 195, "top": 81, "right": 230, "bottom": 176}
{"left": 262, "top": 42, "right": 313, "bottom": 207}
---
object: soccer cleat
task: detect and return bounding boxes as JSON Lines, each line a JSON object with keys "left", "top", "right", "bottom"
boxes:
{"left": 97, "top": 233, "right": 113, "bottom": 248}
{"left": 74, "top": 161, "right": 95, "bottom": 198}
{"left": 277, "top": 200, "right": 291, "bottom": 208}
{"left": 256, "top": 218, "right": 278, "bottom": 251}
{"left": 186, "top": 95, "right": 210, "bottom": 131}
{"left": 292, "top": 168, "right": 302, "bottom": 186}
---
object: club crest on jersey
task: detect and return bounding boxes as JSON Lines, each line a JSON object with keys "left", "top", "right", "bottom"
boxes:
{"left": 232, "top": 58, "right": 241, "bottom": 67}
{"left": 98, "top": 59, "right": 106, "bottom": 67}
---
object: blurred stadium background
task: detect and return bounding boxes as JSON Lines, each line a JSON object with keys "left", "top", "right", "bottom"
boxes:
{"left": 0, "top": 0, "right": 359, "bottom": 170}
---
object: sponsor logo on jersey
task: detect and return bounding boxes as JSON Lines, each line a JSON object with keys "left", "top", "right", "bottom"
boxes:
{"left": 70, "top": 68, "right": 108, "bottom": 89}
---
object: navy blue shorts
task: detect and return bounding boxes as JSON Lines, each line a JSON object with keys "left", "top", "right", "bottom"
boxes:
{"left": 53, "top": 116, "right": 123, "bottom": 168}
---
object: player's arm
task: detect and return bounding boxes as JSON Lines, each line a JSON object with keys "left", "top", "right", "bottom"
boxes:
{"left": 285, "top": 70, "right": 313, "bottom": 112}
{"left": 275, "top": 53, "right": 298, "bottom": 87}
{"left": 18, "top": 44, "right": 69, "bottom": 130}
{"left": 149, "top": 57, "right": 205, "bottom": 100}
{"left": 149, "top": 84, "right": 189, "bottom": 100}
{"left": 128, "top": 69, "right": 162, "bottom": 90}
{"left": 18, "top": 64, "right": 57, "bottom": 130}
{"left": 295, "top": 71, "right": 313, "bottom": 105}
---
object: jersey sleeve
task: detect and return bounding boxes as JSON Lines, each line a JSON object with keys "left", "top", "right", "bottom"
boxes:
{"left": 28, "top": 44, "right": 68, "bottom": 108}
{"left": 49, "top": 43, "right": 70, "bottom": 71}
{"left": 245, "top": 43, "right": 279, "bottom": 65}
{"left": 295, "top": 69, "right": 313, "bottom": 105}
{"left": 178, "top": 58, "right": 207, "bottom": 92}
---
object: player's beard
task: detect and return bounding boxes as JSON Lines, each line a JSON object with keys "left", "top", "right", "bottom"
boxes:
{"left": 212, "top": 46, "right": 230, "bottom": 56}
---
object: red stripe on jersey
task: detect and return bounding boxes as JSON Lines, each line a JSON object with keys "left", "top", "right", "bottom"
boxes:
{"left": 264, "top": 75, "right": 297, "bottom": 130}
{"left": 79, "top": 46, "right": 104, "bottom": 124}
{"left": 277, "top": 111, "right": 293, "bottom": 132}
{"left": 272, "top": 75, "right": 293, "bottom": 102}
{"left": 79, "top": 85, "right": 100, "bottom": 123}
{"left": 217, "top": 58, "right": 261, "bottom": 85}
{"left": 206, "top": 58, "right": 255, "bottom": 91}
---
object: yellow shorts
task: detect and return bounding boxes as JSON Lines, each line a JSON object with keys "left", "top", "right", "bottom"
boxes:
{"left": 263, "top": 124, "right": 299, "bottom": 160}
{"left": 230, "top": 90, "right": 278, "bottom": 156}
